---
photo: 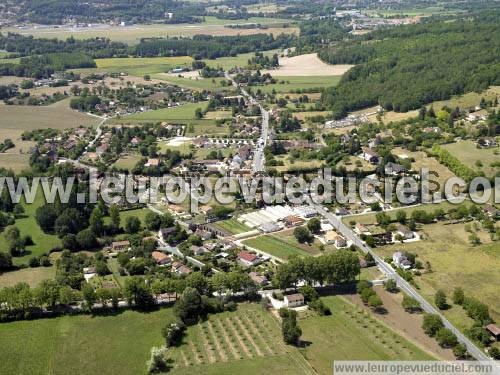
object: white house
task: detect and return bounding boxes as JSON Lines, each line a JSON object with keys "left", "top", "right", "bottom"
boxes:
{"left": 284, "top": 293, "right": 305, "bottom": 308}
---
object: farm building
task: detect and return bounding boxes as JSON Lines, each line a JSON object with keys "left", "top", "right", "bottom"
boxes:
{"left": 284, "top": 293, "right": 305, "bottom": 308}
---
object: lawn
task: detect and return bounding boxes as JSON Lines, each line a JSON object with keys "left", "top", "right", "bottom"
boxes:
{"left": 168, "top": 303, "right": 313, "bottom": 375}
{"left": 442, "top": 140, "right": 500, "bottom": 177}
{"left": 0, "top": 308, "right": 172, "bottom": 375}
{"left": 243, "top": 230, "right": 321, "bottom": 259}
{"left": 0, "top": 265, "right": 56, "bottom": 288}
{"left": 112, "top": 153, "right": 143, "bottom": 171}
{"left": 0, "top": 191, "right": 61, "bottom": 266}
{"left": 212, "top": 218, "right": 251, "bottom": 235}
{"left": 299, "top": 296, "right": 434, "bottom": 374}
{"left": 257, "top": 75, "right": 341, "bottom": 94}
{"left": 372, "top": 221, "right": 500, "bottom": 325}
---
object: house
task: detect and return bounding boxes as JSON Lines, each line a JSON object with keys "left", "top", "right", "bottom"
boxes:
{"left": 333, "top": 234, "right": 347, "bottom": 248}
{"left": 336, "top": 207, "right": 350, "bottom": 216}
{"left": 152, "top": 251, "right": 172, "bottom": 266}
{"left": 158, "top": 227, "right": 176, "bottom": 244}
{"left": 284, "top": 215, "right": 305, "bottom": 227}
{"left": 396, "top": 224, "right": 414, "bottom": 240}
{"left": 192, "top": 136, "right": 209, "bottom": 148}
{"left": 195, "top": 228, "right": 213, "bottom": 241}
{"left": 354, "top": 223, "right": 370, "bottom": 235}
{"left": 172, "top": 262, "right": 192, "bottom": 275}
{"left": 486, "top": 324, "right": 500, "bottom": 341}
{"left": 393, "top": 251, "right": 412, "bottom": 269}
{"left": 284, "top": 293, "right": 305, "bottom": 308}
{"left": 477, "top": 137, "right": 497, "bottom": 148}
{"left": 237, "top": 251, "right": 260, "bottom": 267}
{"left": 145, "top": 158, "right": 160, "bottom": 167}
{"left": 249, "top": 272, "right": 268, "bottom": 286}
{"left": 362, "top": 147, "right": 379, "bottom": 164}
{"left": 130, "top": 137, "right": 140, "bottom": 147}
{"left": 190, "top": 245, "right": 209, "bottom": 256}
{"left": 112, "top": 240, "right": 130, "bottom": 252}
{"left": 238, "top": 145, "right": 253, "bottom": 161}
{"left": 385, "top": 162, "right": 407, "bottom": 176}
{"left": 260, "top": 222, "right": 281, "bottom": 233}
{"left": 483, "top": 204, "right": 499, "bottom": 218}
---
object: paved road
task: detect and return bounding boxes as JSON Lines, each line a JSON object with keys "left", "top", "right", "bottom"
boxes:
{"left": 308, "top": 198, "right": 491, "bottom": 361}
{"left": 225, "top": 72, "right": 268, "bottom": 173}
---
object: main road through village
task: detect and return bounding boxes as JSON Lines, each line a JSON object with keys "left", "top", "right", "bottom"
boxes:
{"left": 231, "top": 72, "right": 493, "bottom": 362}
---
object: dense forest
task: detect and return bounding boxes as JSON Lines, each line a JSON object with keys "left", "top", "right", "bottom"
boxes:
{"left": 11, "top": 0, "right": 205, "bottom": 24}
{"left": 320, "top": 15, "right": 500, "bottom": 118}
{"left": 0, "top": 33, "right": 128, "bottom": 58}
{"left": 0, "top": 52, "right": 96, "bottom": 79}
{"left": 134, "top": 34, "right": 294, "bottom": 59}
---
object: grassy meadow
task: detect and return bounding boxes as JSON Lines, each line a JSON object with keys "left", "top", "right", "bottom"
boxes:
{"left": 212, "top": 218, "right": 251, "bottom": 235}
{"left": 95, "top": 56, "right": 193, "bottom": 76}
{"left": 258, "top": 75, "right": 341, "bottom": 94}
{"left": 442, "top": 140, "right": 500, "bottom": 177}
{"left": 372, "top": 221, "right": 500, "bottom": 325}
{"left": 0, "top": 308, "right": 172, "bottom": 375}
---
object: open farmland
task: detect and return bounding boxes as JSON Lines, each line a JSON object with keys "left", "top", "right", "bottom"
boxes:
{"left": 442, "top": 140, "right": 500, "bottom": 177}
{"left": 212, "top": 218, "right": 251, "bottom": 235}
{"left": 299, "top": 296, "right": 434, "bottom": 374}
{"left": 95, "top": 56, "right": 193, "bottom": 76}
{"left": 0, "top": 17, "right": 298, "bottom": 44}
{"left": 259, "top": 75, "right": 341, "bottom": 94}
{"left": 372, "top": 221, "right": 500, "bottom": 326}
{"left": 168, "top": 303, "right": 314, "bottom": 375}
{"left": 0, "top": 265, "right": 56, "bottom": 288}
{"left": 0, "top": 99, "right": 100, "bottom": 130}
{"left": 154, "top": 74, "right": 229, "bottom": 91}
{"left": 203, "top": 50, "right": 280, "bottom": 71}
{"left": 120, "top": 101, "right": 208, "bottom": 121}
{"left": 0, "top": 308, "right": 172, "bottom": 375}
{"left": 262, "top": 53, "right": 353, "bottom": 77}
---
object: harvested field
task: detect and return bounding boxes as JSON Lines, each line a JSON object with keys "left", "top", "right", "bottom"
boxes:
{"left": 0, "top": 99, "right": 100, "bottom": 130}
{"left": 263, "top": 53, "right": 353, "bottom": 76}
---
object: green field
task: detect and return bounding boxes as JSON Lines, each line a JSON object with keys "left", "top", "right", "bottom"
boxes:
{"left": 212, "top": 218, "right": 251, "bottom": 235}
{"left": 0, "top": 308, "right": 172, "bottom": 375}
{"left": 154, "top": 74, "right": 229, "bottom": 91}
{"left": 0, "top": 265, "right": 56, "bottom": 288}
{"left": 112, "top": 154, "right": 143, "bottom": 171}
{"left": 442, "top": 140, "right": 500, "bottom": 177}
{"left": 299, "top": 296, "right": 434, "bottom": 374}
{"left": 258, "top": 75, "right": 341, "bottom": 93}
{"left": 372, "top": 221, "right": 500, "bottom": 325}
{"left": 243, "top": 231, "right": 320, "bottom": 259}
{"left": 95, "top": 56, "right": 193, "bottom": 76}
{"left": 0, "top": 191, "right": 61, "bottom": 266}
{"left": 123, "top": 102, "right": 209, "bottom": 121}
{"left": 203, "top": 50, "right": 280, "bottom": 70}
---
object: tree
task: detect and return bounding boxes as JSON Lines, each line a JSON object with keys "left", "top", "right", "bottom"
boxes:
{"left": 384, "top": 279, "right": 399, "bottom": 293}
{"left": 307, "top": 218, "right": 321, "bottom": 234}
{"left": 146, "top": 347, "right": 168, "bottom": 374}
{"left": 453, "top": 343, "right": 468, "bottom": 359}
{"left": 280, "top": 308, "right": 302, "bottom": 345}
{"left": 490, "top": 346, "right": 500, "bottom": 360}
{"left": 436, "top": 328, "right": 458, "bottom": 348}
{"left": 58, "top": 286, "right": 74, "bottom": 305}
{"left": 89, "top": 206, "right": 104, "bottom": 235}
{"left": 76, "top": 229, "right": 97, "bottom": 250}
{"left": 174, "top": 287, "right": 204, "bottom": 325}
{"left": 145, "top": 212, "right": 163, "bottom": 231}
{"left": 123, "top": 277, "right": 155, "bottom": 309}
{"left": 185, "top": 272, "right": 210, "bottom": 295}
{"left": 81, "top": 283, "right": 96, "bottom": 310}
{"left": 109, "top": 204, "right": 121, "bottom": 231}
{"left": 402, "top": 294, "right": 421, "bottom": 313}
{"left": 452, "top": 287, "right": 465, "bottom": 305}
{"left": 396, "top": 210, "right": 407, "bottom": 224}
{"left": 162, "top": 318, "right": 186, "bottom": 347}
{"left": 435, "top": 290, "right": 448, "bottom": 310}
{"left": 0, "top": 252, "right": 13, "bottom": 271}
{"left": 125, "top": 216, "right": 141, "bottom": 234}
{"left": 294, "top": 226, "right": 313, "bottom": 244}
{"left": 368, "top": 294, "right": 383, "bottom": 311}
{"left": 422, "top": 313, "right": 444, "bottom": 336}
